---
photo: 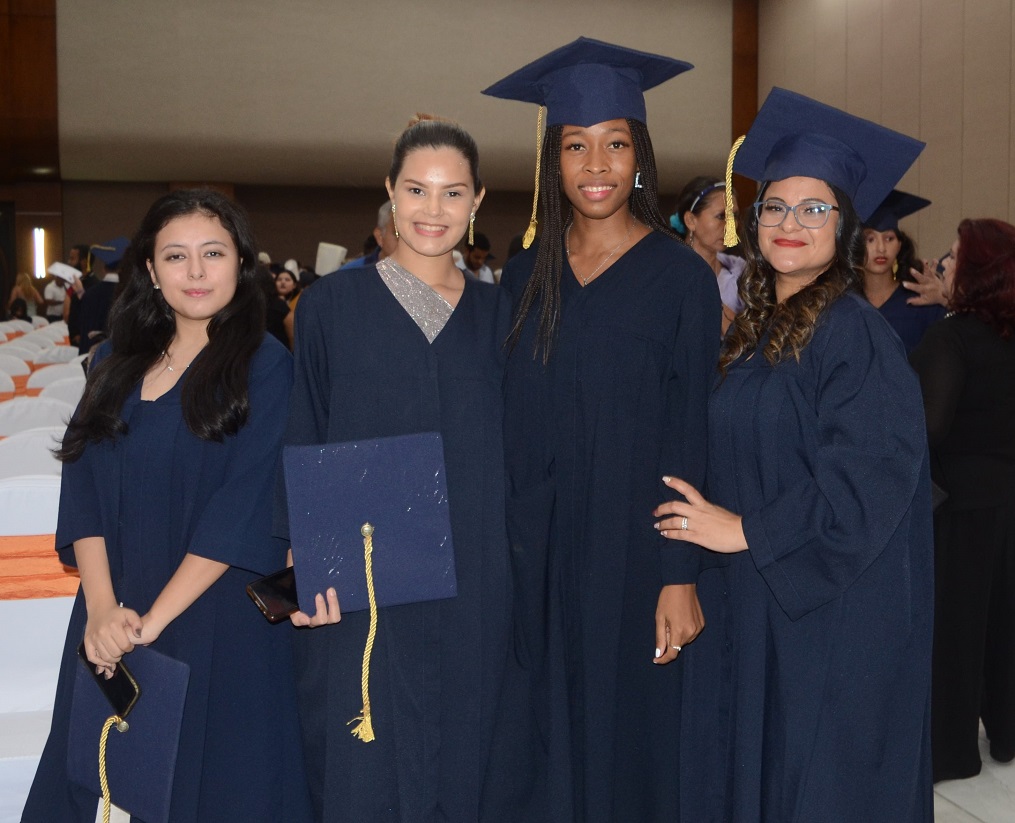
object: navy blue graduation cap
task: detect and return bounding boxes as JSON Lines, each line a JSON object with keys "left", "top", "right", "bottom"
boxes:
{"left": 90, "top": 236, "right": 130, "bottom": 268}
{"left": 283, "top": 431, "right": 457, "bottom": 613}
{"left": 865, "top": 189, "right": 931, "bottom": 232}
{"left": 482, "top": 37, "right": 693, "bottom": 247}
{"left": 68, "top": 645, "right": 190, "bottom": 823}
{"left": 481, "top": 36, "right": 692, "bottom": 127}
{"left": 283, "top": 431, "right": 457, "bottom": 742}
{"left": 731, "top": 88, "right": 925, "bottom": 224}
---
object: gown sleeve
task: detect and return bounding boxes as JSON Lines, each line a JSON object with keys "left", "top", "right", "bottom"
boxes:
{"left": 54, "top": 340, "right": 113, "bottom": 566}
{"left": 909, "top": 318, "right": 963, "bottom": 449}
{"left": 273, "top": 284, "right": 332, "bottom": 541}
{"left": 185, "top": 339, "right": 294, "bottom": 573}
{"left": 658, "top": 255, "right": 721, "bottom": 584}
{"left": 740, "top": 305, "right": 927, "bottom": 620}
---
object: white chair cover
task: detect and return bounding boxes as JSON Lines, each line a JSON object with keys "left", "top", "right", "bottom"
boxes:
{"left": 0, "top": 427, "right": 64, "bottom": 480}
{"left": 31, "top": 316, "right": 49, "bottom": 328}
{"left": 7, "top": 337, "right": 43, "bottom": 353}
{"left": 0, "top": 354, "right": 30, "bottom": 378}
{"left": 0, "top": 397, "right": 73, "bottom": 436}
{"left": 0, "top": 372, "right": 14, "bottom": 395}
{"left": 32, "top": 325, "right": 67, "bottom": 343}
{"left": 31, "top": 346, "right": 80, "bottom": 365}
{"left": 45, "top": 321, "right": 68, "bottom": 334}
{"left": 3, "top": 319, "right": 32, "bottom": 334}
{"left": 0, "top": 345, "right": 37, "bottom": 362}
{"left": 39, "top": 377, "right": 85, "bottom": 407}
{"left": 26, "top": 364, "right": 86, "bottom": 391}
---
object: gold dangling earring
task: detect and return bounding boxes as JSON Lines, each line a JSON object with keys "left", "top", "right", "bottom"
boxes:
{"left": 687, "top": 231, "right": 695, "bottom": 248}
{"left": 892, "top": 259, "right": 899, "bottom": 280}
{"left": 468, "top": 213, "right": 475, "bottom": 246}
{"left": 391, "top": 203, "right": 399, "bottom": 240}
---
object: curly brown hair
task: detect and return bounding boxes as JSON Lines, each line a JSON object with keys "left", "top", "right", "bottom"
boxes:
{"left": 720, "top": 182, "right": 866, "bottom": 373}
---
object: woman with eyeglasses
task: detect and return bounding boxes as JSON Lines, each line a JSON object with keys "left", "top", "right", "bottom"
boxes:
{"left": 654, "top": 90, "right": 935, "bottom": 821}
{"left": 671, "top": 175, "right": 745, "bottom": 334}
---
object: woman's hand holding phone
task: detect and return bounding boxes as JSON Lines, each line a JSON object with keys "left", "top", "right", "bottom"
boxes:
{"left": 83, "top": 601, "right": 143, "bottom": 677}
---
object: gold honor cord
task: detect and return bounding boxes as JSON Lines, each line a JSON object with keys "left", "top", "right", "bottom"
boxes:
{"left": 522, "top": 106, "right": 546, "bottom": 249}
{"left": 98, "top": 714, "right": 128, "bottom": 823}
{"left": 724, "top": 135, "right": 746, "bottom": 248}
{"left": 348, "top": 523, "right": 378, "bottom": 742}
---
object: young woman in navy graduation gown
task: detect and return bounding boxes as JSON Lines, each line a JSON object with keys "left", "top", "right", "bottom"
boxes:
{"left": 22, "top": 190, "right": 312, "bottom": 822}
{"left": 481, "top": 38, "right": 721, "bottom": 823}
{"left": 655, "top": 90, "right": 935, "bottom": 821}
{"left": 278, "top": 117, "right": 513, "bottom": 822}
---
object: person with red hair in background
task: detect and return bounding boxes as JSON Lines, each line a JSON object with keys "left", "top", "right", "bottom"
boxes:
{"left": 910, "top": 218, "right": 1015, "bottom": 781}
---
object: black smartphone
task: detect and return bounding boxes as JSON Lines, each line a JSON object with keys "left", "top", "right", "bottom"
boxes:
{"left": 246, "top": 566, "right": 299, "bottom": 623}
{"left": 77, "top": 642, "right": 140, "bottom": 718}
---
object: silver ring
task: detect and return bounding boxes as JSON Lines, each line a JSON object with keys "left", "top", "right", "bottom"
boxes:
{"left": 671, "top": 645, "right": 682, "bottom": 652}
{"left": 680, "top": 516, "right": 688, "bottom": 530}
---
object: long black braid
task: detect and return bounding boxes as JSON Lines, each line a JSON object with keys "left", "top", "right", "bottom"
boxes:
{"left": 507, "top": 118, "right": 677, "bottom": 361}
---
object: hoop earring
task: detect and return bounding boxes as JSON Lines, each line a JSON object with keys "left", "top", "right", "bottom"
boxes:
{"left": 634, "top": 171, "right": 643, "bottom": 189}
{"left": 391, "top": 203, "right": 399, "bottom": 240}
{"left": 468, "top": 213, "right": 475, "bottom": 246}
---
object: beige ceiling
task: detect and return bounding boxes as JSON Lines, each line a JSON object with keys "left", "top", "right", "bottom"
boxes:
{"left": 56, "top": 0, "right": 734, "bottom": 192}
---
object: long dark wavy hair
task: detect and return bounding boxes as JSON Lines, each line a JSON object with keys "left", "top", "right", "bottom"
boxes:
{"left": 720, "top": 181, "right": 865, "bottom": 373}
{"left": 58, "top": 189, "right": 266, "bottom": 461}
{"left": 507, "top": 118, "right": 676, "bottom": 360}
{"left": 951, "top": 217, "right": 1015, "bottom": 338}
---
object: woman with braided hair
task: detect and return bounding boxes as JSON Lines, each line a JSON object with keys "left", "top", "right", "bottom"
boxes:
{"left": 481, "top": 38, "right": 720, "bottom": 822}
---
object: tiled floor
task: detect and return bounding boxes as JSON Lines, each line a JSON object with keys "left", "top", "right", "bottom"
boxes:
{"left": 934, "top": 726, "right": 1015, "bottom": 822}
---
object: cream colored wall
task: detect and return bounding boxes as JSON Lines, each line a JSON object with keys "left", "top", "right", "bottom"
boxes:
{"left": 759, "top": 0, "right": 1014, "bottom": 256}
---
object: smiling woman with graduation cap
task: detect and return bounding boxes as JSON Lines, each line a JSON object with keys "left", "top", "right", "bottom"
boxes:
{"left": 482, "top": 37, "right": 721, "bottom": 822}
{"left": 653, "top": 89, "right": 936, "bottom": 821}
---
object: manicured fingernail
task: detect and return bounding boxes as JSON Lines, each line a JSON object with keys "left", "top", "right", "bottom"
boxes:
{"left": 655, "top": 648, "right": 662, "bottom": 658}
{"left": 660, "top": 530, "right": 668, "bottom": 537}
{"left": 662, "top": 476, "right": 671, "bottom": 483}
{"left": 653, "top": 522, "right": 660, "bottom": 530}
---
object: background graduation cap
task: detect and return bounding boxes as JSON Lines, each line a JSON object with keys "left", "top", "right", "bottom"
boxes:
{"left": 482, "top": 37, "right": 693, "bottom": 246}
{"left": 729, "top": 88, "right": 925, "bottom": 230}
{"left": 283, "top": 431, "right": 456, "bottom": 741}
{"left": 89, "top": 236, "right": 130, "bottom": 269}
{"left": 865, "top": 190, "right": 932, "bottom": 232}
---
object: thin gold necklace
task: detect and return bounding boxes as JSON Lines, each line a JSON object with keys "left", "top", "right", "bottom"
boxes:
{"left": 566, "top": 220, "right": 635, "bottom": 286}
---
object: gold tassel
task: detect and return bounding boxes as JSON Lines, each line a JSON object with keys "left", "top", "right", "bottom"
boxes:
{"left": 348, "top": 522, "right": 378, "bottom": 742}
{"left": 724, "top": 135, "right": 746, "bottom": 248}
{"left": 98, "top": 714, "right": 128, "bottom": 823}
{"left": 522, "top": 106, "right": 545, "bottom": 249}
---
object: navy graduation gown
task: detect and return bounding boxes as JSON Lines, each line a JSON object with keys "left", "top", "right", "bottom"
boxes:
{"left": 876, "top": 284, "right": 946, "bottom": 354}
{"left": 277, "top": 269, "right": 512, "bottom": 823}
{"left": 23, "top": 336, "right": 312, "bottom": 823}
{"left": 499, "top": 232, "right": 720, "bottom": 822}
{"left": 681, "top": 294, "right": 935, "bottom": 822}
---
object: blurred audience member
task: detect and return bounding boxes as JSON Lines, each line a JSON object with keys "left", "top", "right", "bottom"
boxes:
{"left": 910, "top": 218, "right": 1015, "bottom": 781}
{"left": 671, "top": 175, "right": 744, "bottom": 334}
{"left": 459, "top": 231, "right": 495, "bottom": 283}
{"left": 7, "top": 271, "right": 44, "bottom": 318}
{"left": 341, "top": 200, "right": 397, "bottom": 269}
